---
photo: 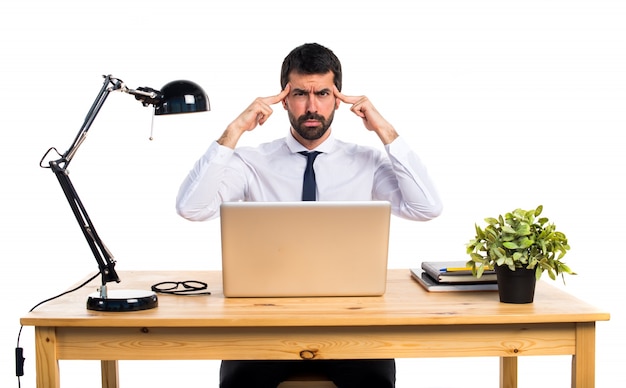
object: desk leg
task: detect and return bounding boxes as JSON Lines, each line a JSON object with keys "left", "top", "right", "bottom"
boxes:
{"left": 101, "top": 360, "right": 119, "bottom": 388}
{"left": 35, "top": 327, "right": 60, "bottom": 388}
{"left": 499, "top": 357, "right": 517, "bottom": 388}
{"left": 572, "top": 322, "right": 596, "bottom": 388}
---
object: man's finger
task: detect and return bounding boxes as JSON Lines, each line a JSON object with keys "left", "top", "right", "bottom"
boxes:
{"left": 263, "top": 84, "right": 291, "bottom": 105}
{"left": 333, "top": 85, "right": 359, "bottom": 104}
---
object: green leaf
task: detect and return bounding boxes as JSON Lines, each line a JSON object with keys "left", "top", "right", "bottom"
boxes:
{"left": 474, "top": 224, "right": 485, "bottom": 239}
{"left": 502, "top": 225, "right": 516, "bottom": 234}
{"left": 502, "top": 242, "right": 518, "bottom": 249}
{"left": 516, "top": 223, "right": 531, "bottom": 236}
{"left": 517, "top": 237, "right": 534, "bottom": 249}
{"left": 485, "top": 217, "right": 499, "bottom": 226}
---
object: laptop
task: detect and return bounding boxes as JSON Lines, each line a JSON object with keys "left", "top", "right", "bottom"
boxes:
{"left": 220, "top": 201, "right": 391, "bottom": 297}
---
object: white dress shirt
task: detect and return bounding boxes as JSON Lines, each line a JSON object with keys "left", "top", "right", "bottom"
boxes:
{"left": 176, "top": 131, "right": 443, "bottom": 221}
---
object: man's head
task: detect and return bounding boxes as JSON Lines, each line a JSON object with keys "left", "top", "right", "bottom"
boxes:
{"left": 280, "top": 43, "right": 342, "bottom": 92}
{"left": 281, "top": 43, "right": 342, "bottom": 146}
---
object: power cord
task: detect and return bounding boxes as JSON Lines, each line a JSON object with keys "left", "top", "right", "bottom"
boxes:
{"left": 15, "top": 272, "right": 100, "bottom": 387}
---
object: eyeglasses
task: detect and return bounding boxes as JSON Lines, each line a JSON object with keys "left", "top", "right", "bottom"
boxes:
{"left": 151, "top": 280, "right": 211, "bottom": 295}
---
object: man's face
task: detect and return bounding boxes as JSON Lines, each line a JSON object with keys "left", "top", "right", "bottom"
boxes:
{"left": 283, "top": 71, "right": 340, "bottom": 143}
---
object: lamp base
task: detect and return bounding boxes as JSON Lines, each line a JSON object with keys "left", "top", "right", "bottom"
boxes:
{"left": 86, "top": 289, "right": 158, "bottom": 312}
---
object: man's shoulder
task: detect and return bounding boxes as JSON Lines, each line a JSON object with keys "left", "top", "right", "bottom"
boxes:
{"left": 332, "top": 138, "right": 384, "bottom": 156}
{"left": 234, "top": 137, "right": 289, "bottom": 157}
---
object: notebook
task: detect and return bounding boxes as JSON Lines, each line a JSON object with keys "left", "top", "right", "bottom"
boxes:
{"left": 220, "top": 201, "right": 391, "bottom": 297}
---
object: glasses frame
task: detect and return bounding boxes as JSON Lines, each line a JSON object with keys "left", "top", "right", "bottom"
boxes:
{"left": 151, "top": 280, "right": 211, "bottom": 295}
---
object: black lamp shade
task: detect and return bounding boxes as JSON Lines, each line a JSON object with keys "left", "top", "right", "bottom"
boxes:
{"left": 154, "top": 80, "right": 210, "bottom": 115}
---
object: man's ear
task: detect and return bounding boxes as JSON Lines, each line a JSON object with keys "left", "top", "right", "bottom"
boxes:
{"left": 282, "top": 98, "right": 288, "bottom": 110}
{"left": 335, "top": 98, "right": 341, "bottom": 110}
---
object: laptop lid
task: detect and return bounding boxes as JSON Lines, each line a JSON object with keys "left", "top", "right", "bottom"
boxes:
{"left": 220, "top": 201, "right": 391, "bottom": 297}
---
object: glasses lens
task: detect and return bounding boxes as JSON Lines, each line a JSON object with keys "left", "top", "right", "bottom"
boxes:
{"left": 182, "top": 281, "right": 207, "bottom": 290}
{"left": 154, "top": 281, "right": 180, "bottom": 291}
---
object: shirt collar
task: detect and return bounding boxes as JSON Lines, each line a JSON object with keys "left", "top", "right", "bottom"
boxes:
{"left": 286, "top": 129, "right": 336, "bottom": 154}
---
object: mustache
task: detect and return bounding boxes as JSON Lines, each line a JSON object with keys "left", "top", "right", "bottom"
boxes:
{"left": 297, "top": 113, "right": 325, "bottom": 123}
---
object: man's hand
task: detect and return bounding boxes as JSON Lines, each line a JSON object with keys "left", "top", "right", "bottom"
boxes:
{"left": 218, "top": 85, "right": 291, "bottom": 148}
{"left": 333, "top": 86, "right": 398, "bottom": 145}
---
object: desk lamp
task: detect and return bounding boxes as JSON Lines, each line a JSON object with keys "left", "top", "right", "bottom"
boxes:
{"left": 40, "top": 75, "right": 209, "bottom": 312}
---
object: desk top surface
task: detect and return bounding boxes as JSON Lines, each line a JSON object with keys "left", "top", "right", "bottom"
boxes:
{"left": 21, "top": 270, "right": 610, "bottom": 328}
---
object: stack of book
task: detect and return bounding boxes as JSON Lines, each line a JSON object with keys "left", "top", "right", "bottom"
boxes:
{"left": 410, "top": 261, "right": 498, "bottom": 292}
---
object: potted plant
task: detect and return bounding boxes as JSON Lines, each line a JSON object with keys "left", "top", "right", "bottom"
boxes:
{"left": 465, "top": 205, "right": 575, "bottom": 303}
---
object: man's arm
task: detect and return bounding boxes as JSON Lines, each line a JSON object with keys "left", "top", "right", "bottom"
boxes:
{"left": 381, "top": 138, "right": 443, "bottom": 220}
{"left": 333, "top": 86, "right": 442, "bottom": 220}
{"left": 333, "top": 86, "right": 399, "bottom": 145}
{"left": 176, "top": 86, "right": 290, "bottom": 220}
{"left": 218, "top": 86, "right": 290, "bottom": 149}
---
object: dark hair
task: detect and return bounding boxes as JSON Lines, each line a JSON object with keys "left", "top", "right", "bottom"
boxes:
{"left": 280, "top": 43, "right": 342, "bottom": 91}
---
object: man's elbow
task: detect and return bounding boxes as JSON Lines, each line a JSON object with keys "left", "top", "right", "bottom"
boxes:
{"left": 404, "top": 202, "right": 443, "bottom": 221}
{"left": 421, "top": 203, "right": 444, "bottom": 220}
{"left": 176, "top": 202, "right": 216, "bottom": 222}
{"left": 422, "top": 203, "right": 443, "bottom": 220}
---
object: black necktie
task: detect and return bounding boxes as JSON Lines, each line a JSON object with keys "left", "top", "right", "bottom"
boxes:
{"left": 299, "top": 151, "right": 321, "bottom": 201}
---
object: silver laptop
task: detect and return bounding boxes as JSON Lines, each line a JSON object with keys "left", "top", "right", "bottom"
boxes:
{"left": 220, "top": 201, "right": 391, "bottom": 297}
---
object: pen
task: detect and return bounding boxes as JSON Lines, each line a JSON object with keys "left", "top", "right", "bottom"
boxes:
{"left": 440, "top": 267, "right": 473, "bottom": 272}
{"left": 440, "top": 266, "right": 492, "bottom": 272}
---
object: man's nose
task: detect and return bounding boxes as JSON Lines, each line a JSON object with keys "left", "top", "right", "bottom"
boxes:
{"left": 306, "top": 94, "right": 318, "bottom": 112}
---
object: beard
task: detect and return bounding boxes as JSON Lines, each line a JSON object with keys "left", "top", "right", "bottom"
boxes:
{"left": 288, "top": 110, "right": 334, "bottom": 141}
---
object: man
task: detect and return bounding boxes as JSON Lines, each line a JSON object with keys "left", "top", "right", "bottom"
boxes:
{"left": 176, "top": 43, "right": 442, "bottom": 388}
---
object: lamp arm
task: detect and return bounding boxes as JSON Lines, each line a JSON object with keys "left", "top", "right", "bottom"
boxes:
{"left": 49, "top": 160, "right": 120, "bottom": 287}
{"left": 44, "top": 75, "right": 149, "bottom": 294}
{"left": 61, "top": 75, "right": 162, "bottom": 167}
{"left": 63, "top": 75, "right": 122, "bottom": 167}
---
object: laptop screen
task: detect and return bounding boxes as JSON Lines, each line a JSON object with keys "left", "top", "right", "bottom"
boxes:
{"left": 220, "top": 201, "right": 391, "bottom": 297}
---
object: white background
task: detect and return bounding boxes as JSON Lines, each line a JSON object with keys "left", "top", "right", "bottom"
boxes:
{"left": 1, "top": 0, "right": 624, "bottom": 387}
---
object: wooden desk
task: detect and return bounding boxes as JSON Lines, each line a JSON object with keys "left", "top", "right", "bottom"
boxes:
{"left": 20, "top": 270, "right": 609, "bottom": 388}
